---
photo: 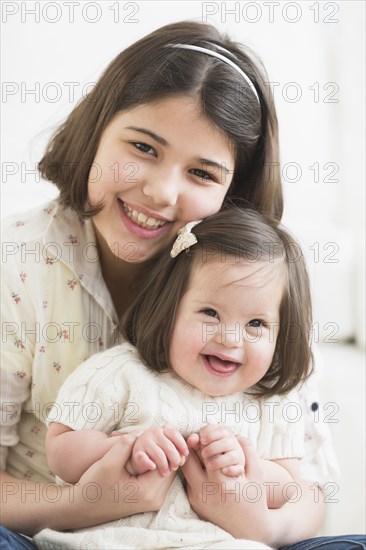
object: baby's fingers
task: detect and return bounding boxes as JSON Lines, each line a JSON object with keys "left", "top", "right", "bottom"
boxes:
{"left": 186, "top": 433, "right": 200, "bottom": 451}
{"left": 138, "top": 443, "right": 172, "bottom": 476}
{"left": 201, "top": 437, "right": 242, "bottom": 461}
{"left": 221, "top": 464, "right": 244, "bottom": 477}
{"left": 205, "top": 449, "right": 244, "bottom": 472}
{"left": 133, "top": 450, "right": 157, "bottom": 472}
{"left": 162, "top": 425, "right": 189, "bottom": 458}
{"left": 143, "top": 431, "right": 185, "bottom": 475}
{"left": 199, "top": 424, "right": 234, "bottom": 445}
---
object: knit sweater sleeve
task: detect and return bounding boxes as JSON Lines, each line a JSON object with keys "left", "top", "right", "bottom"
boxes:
{"left": 256, "top": 390, "right": 305, "bottom": 461}
{"left": 46, "top": 343, "right": 145, "bottom": 434}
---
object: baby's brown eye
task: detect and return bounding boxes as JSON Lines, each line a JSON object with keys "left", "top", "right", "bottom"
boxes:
{"left": 246, "top": 319, "right": 263, "bottom": 328}
{"left": 202, "top": 308, "right": 218, "bottom": 318}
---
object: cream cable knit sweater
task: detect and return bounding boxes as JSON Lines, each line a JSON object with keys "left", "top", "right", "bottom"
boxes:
{"left": 35, "top": 342, "right": 303, "bottom": 549}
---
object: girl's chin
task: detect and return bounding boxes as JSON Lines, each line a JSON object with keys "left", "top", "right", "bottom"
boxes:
{"left": 110, "top": 250, "right": 149, "bottom": 264}
{"left": 109, "top": 243, "right": 158, "bottom": 264}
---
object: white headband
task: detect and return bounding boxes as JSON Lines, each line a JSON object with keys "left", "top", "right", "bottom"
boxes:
{"left": 168, "top": 43, "right": 260, "bottom": 105}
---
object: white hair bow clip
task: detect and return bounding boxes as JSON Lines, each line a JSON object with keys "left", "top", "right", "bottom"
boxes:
{"left": 170, "top": 220, "right": 202, "bottom": 258}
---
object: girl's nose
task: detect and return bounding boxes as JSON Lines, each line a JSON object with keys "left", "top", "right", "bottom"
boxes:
{"left": 142, "top": 169, "right": 180, "bottom": 207}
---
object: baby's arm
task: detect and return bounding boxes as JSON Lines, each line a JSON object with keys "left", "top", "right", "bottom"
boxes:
{"left": 45, "top": 422, "right": 123, "bottom": 484}
{"left": 127, "top": 425, "right": 189, "bottom": 476}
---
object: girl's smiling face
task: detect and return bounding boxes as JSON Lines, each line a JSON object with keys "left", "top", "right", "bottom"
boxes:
{"left": 88, "top": 96, "right": 235, "bottom": 263}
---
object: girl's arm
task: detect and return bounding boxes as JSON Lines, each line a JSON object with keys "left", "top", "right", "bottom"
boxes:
{"left": 188, "top": 425, "right": 298, "bottom": 509}
{"left": 262, "top": 479, "right": 325, "bottom": 547}
{"left": 182, "top": 437, "right": 325, "bottom": 547}
{"left": 0, "top": 434, "right": 176, "bottom": 536}
{"left": 259, "top": 457, "right": 299, "bottom": 509}
{"left": 45, "top": 422, "right": 121, "bottom": 484}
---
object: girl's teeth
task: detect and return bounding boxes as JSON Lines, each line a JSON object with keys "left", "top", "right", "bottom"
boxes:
{"left": 146, "top": 218, "right": 159, "bottom": 227}
{"left": 123, "top": 204, "right": 165, "bottom": 229}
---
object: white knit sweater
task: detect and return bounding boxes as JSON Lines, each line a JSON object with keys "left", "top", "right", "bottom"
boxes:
{"left": 34, "top": 342, "right": 303, "bottom": 550}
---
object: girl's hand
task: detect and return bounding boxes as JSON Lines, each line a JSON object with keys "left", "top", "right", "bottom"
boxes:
{"left": 188, "top": 424, "right": 245, "bottom": 478}
{"left": 1, "top": 433, "right": 177, "bottom": 536}
{"left": 127, "top": 425, "right": 189, "bottom": 477}
{"left": 181, "top": 436, "right": 272, "bottom": 543}
{"left": 73, "top": 433, "right": 176, "bottom": 524}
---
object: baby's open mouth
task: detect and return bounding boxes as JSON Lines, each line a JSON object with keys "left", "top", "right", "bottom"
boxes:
{"left": 205, "top": 355, "right": 240, "bottom": 374}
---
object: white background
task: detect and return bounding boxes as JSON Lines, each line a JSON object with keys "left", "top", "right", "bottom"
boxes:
{"left": 1, "top": 0, "right": 365, "bottom": 536}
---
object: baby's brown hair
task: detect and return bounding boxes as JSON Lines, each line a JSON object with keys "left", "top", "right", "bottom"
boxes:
{"left": 122, "top": 206, "right": 313, "bottom": 398}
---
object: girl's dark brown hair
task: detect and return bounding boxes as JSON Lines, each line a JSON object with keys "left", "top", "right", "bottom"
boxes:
{"left": 122, "top": 206, "right": 312, "bottom": 398}
{"left": 38, "top": 21, "right": 282, "bottom": 222}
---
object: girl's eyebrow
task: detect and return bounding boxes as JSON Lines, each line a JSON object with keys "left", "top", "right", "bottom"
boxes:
{"left": 125, "top": 126, "right": 231, "bottom": 175}
{"left": 125, "top": 126, "right": 167, "bottom": 146}
{"left": 198, "top": 159, "right": 231, "bottom": 175}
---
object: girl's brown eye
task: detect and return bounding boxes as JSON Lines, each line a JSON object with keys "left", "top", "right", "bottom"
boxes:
{"left": 190, "top": 168, "right": 215, "bottom": 182}
{"left": 132, "top": 142, "right": 155, "bottom": 155}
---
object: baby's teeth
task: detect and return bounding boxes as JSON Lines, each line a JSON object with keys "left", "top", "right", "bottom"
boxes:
{"left": 137, "top": 212, "right": 147, "bottom": 223}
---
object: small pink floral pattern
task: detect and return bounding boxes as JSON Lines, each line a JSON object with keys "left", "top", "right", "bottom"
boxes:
{"left": 68, "top": 234, "right": 78, "bottom": 245}
{"left": 16, "top": 370, "right": 26, "bottom": 379}
{"left": 52, "top": 362, "right": 61, "bottom": 373}
{"left": 12, "top": 292, "right": 21, "bottom": 304}
{"left": 14, "top": 339, "right": 25, "bottom": 350}
{"left": 67, "top": 277, "right": 79, "bottom": 290}
{"left": 16, "top": 221, "right": 24, "bottom": 227}
{"left": 45, "top": 257, "right": 56, "bottom": 266}
{"left": 20, "top": 271, "right": 27, "bottom": 283}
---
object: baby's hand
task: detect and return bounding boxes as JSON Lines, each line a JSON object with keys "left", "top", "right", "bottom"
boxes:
{"left": 188, "top": 424, "right": 245, "bottom": 478}
{"left": 127, "top": 425, "right": 189, "bottom": 477}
